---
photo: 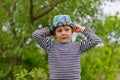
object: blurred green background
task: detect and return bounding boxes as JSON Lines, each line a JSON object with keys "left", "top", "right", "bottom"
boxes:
{"left": 0, "top": 0, "right": 120, "bottom": 80}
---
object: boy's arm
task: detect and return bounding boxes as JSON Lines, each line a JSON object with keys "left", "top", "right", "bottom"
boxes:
{"left": 32, "top": 27, "right": 53, "bottom": 51}
{"left": 75, "top": 25, "right": 100, "bottom": 53}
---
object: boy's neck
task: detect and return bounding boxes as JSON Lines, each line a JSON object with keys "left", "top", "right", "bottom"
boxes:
{"left": 59, "top": 42, "right": 70, "bottom": 44}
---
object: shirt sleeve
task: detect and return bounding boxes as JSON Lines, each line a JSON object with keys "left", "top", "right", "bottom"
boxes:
{"left": 32, "top": 27, "right": 53, "bottom": 51}
{"left": 79, "top": 27, "right": 100, "bottom": 53}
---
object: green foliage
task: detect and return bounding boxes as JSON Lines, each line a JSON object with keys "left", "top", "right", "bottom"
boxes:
{"left": 93, "top": 14, "right": 120, "bottom": 45}
{"left": 14, "top": 68, "right": 47, "bottom": 80}
{"left": 0, "top": 0, "right": 120, "bottom": 80}
{"left": 81, "top": 46, "right": 120, "bottom": 80}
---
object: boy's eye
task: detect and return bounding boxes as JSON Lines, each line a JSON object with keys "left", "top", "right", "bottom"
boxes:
{"left": 65, "top": 28, "right": 69, "bottom": 31}
{"left": 57, "top": 29, "right": 62, "bottom": 32}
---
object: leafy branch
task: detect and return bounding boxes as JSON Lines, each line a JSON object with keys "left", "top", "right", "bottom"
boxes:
{"left": 29, "top": 0, "right": 65, "bottom": 23}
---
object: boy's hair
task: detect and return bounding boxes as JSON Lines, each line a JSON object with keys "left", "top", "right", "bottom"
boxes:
{"left": 50, "top": 15, "right": 76, "bottom": 35}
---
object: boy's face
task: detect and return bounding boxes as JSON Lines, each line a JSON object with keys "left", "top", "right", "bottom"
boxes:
{"left": 54, "top": 26, "right": 73, "bottom": 43}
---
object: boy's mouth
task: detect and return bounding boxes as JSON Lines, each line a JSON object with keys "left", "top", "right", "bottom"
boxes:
{"left": 61, "top": 37, "right": 68, "bottom": 39}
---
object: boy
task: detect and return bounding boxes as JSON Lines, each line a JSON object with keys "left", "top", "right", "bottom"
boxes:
{"left": 32, "top": 15, "right": 100, "bottom": 80}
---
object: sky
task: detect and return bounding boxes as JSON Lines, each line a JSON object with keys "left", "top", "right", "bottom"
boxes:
{"left": 101, "top": 0, "right": 120, "bottom": 15}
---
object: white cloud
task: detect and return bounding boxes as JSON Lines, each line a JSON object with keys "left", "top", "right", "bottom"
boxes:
{"left": 101, "top": 1, "right": 120, "bottom": 15}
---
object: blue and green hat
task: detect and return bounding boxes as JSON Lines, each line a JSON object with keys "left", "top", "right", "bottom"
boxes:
{"left": 50, "top": 15, "right": 75, "bottom": 34}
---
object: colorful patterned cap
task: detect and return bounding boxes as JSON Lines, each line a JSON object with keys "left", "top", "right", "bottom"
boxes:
{"left": 50, "top": 15, "right": 75, "bottom": 33}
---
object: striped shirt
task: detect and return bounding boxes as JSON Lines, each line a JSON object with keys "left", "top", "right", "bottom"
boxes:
{"left": 32, "top": 27, "right": 100, "bottom": 80}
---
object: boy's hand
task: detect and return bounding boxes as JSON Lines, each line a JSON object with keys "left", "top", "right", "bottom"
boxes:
{"left": 74, "top": 24, "right": 85, "bottom": 33}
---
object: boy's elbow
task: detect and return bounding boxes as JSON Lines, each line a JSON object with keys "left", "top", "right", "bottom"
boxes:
{"left": 92, "top": 36, "right": 100, "bottom": 45}
{"left": 32, "top": 31, "right": 36, "bottom": 38}
{"left": 32, "top": 30, "right": 41, "bottom": 39}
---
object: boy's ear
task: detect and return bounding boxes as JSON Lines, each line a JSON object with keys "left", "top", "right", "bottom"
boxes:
{"left": 72, "top": 28, "right": 75, "bottom": 34}
{"left": 53, "top": 32, "right": 56, "bottom": 37}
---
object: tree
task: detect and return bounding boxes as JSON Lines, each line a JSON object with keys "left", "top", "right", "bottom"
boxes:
{"left": 1, "top": 0, "right": 117, "bottom": 80}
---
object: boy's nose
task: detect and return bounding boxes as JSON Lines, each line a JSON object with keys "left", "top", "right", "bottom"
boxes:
{"left": 61, "top": 30, "right": 66, "bottom": 35}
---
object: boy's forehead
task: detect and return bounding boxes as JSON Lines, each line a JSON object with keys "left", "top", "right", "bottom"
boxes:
{"left": 56, "top": 25, "right": 71, "bottom": 29}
